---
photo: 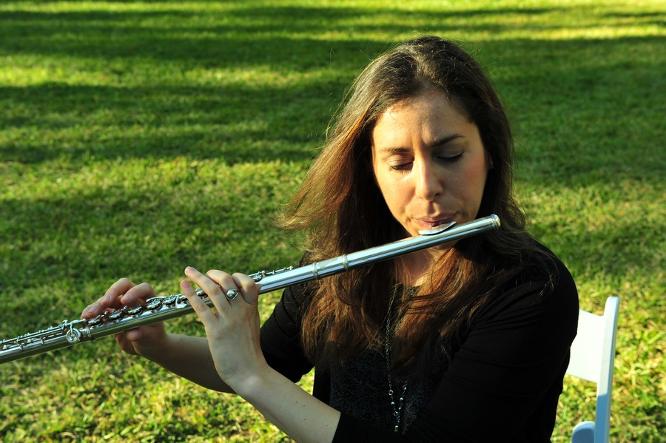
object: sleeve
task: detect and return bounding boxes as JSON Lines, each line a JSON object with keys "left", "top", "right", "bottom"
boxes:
{"left": 260, "top": 282, "right": 315, "bottom": 383}
{"left": 333, "top": 261, "right": 579, "bottom": 442}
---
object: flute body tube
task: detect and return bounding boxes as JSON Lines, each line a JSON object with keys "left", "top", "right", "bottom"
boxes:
{"left": 0, "top": 215, "right": 500, "bottom": 364}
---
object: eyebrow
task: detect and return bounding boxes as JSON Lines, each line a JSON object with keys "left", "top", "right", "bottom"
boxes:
{"left": 377, "top": 134, "right": 464, "bottom": 154}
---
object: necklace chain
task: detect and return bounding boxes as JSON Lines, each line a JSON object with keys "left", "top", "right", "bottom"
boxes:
{"left": 384, "top": 287, "right": 409, "bottom": 433}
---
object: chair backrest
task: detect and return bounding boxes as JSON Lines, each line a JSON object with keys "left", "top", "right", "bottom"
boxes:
{"left": 566, "top": 296, "right": 620, "bottom": 443}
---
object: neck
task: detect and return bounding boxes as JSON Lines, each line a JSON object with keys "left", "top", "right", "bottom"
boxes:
{"left": 397, "top": 247, "right": 448, "bottom": 287}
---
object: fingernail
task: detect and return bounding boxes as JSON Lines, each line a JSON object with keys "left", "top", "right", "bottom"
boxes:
{"left": 184, "top": 266, "right": 192, "bottom": 274}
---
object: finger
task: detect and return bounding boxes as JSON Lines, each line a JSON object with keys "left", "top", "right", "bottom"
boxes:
{"left": 207, "top": 269, "right": 244, "bottom": 307}
{"left": 82, "top": 278, "right": 134, "bottom": 319}
{"left": 125, "top": 328, "right": 143, "bottom": 342}
{"left": 103, "top": 278, "right": 135, "bottom": 308}
{"left": 185, "top": 266, "right": 232, "bottom": 314}
{"left": 206, "top": 270, "right": 238, "bottom": 293}
{"left": 120, "top": 282, "right": 155, "bottom": 307}
{"left": 181, "top": 279, "right": 216, "bottom": 324}
{"left": 232, "top": 273, "right": 260, "bottom": 305}
{"left": 115, "top": 334, "right": 137, "bottom": 355}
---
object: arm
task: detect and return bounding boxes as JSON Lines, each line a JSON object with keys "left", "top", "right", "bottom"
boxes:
{"left": 182, "top": 267, "right": 343, "bottom": 442}
{"left": 147, "top": 275, "right": 316, "bottom": 393}
{"left": 141, "top": 333, "right": 234, "bottom": 393}
{"left": 238, "top": 366, "right": 340, "bottom": 443}
{"left": 82, "top": 278, "right": 233, "bottom": 393}
{"left": 84, "top": 273, "right": 315, "bottom": 395}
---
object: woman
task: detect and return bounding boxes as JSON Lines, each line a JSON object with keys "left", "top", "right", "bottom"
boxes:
{"left": 82, "top": 36, "right": 578, "bottom": 442}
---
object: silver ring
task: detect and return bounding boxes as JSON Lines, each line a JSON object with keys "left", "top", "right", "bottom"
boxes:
{"left": 225, "top": 288, "right": 239, "bottom": 301}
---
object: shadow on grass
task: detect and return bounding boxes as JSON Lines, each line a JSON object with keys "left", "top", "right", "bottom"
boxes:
{"left": 1, "top": 36, "right": 664, "bottom": 184}
{"left": 0, "top": 82, "right": 335, "bottom": 164}
{"left": 1, "top": 1, "right": 664, "bottom": 272}
{"left": 1, "top": 179, "right": 661, "bottom": 286}
{"left": 1, "top": 3, "right": 664, "bottom": 172}
{"left": 2, "top": 4, "right": 649, "bottom": 71}
{"left": 4, "top": 4, "right": 661, "bottom": 73}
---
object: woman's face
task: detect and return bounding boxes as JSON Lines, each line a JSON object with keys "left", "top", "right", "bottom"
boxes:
{"left": 371, "top": 87, "right": 490, "bottom": 237}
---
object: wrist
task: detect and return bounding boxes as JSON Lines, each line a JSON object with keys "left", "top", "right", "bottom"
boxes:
{"left": 228, "top": 363, "right": 274, "bottom": 400}
{"left": 137, "top": 331, "right": 173, "bottom": 361}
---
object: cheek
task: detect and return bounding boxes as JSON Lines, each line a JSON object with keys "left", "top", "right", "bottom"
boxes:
{"left": 375, "top": 174, "right": 410, "bottom": 215}
{"left": 464, "top": 157, "right": 489, "bottom": 200}
{"left": 469, "top": 161, "right": 488, "bottom": 187}
{"left": 452, "top": 155, "right": 488, "bottom": 201}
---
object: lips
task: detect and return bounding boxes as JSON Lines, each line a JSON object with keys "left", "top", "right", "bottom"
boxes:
{"left": 414, "top": 214, "right": 457, "bottom": 229}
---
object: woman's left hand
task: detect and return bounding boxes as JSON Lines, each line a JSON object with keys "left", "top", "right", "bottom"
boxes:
{"left": 181, "top": 266, "right": 268, "bottom": 393}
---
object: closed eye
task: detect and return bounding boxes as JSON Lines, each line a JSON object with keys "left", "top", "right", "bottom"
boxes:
{"left": 437, "top": 153, "right": 463, "bottom": 163}
{"left": 389, "top": 162, "right": 413, "bottom": 171}
{"left": 389, "top": 153, "right": 462, "bottom": 171}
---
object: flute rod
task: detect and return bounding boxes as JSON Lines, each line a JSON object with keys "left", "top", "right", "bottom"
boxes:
{"left": 0, "top": 214, "right": 500, "bottom": 364}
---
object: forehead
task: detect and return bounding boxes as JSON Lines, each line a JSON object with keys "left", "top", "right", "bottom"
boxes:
{"left": 371, "top": 89, "right": 473, "bottom": 148}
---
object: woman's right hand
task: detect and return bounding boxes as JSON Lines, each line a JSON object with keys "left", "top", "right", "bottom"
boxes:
{"left": 81, "top": 278, "right": 168, "bottom": 357}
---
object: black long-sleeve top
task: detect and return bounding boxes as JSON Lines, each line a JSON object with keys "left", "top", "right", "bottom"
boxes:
{"left": 260, "top": 252, "right": 578, "bottom": 442}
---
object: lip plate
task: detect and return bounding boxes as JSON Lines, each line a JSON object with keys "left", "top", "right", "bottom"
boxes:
{"left": 418, "top": 220, "right": 457, "bottom": 236}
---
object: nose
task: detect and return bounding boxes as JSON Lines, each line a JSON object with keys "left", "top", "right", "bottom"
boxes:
{"left": 413, "top": 159, "right": 443, "bottom": 201}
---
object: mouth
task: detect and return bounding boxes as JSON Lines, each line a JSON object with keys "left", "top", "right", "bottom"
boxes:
{"left": 414, "top": 215, "right": 457, "bottom": 230}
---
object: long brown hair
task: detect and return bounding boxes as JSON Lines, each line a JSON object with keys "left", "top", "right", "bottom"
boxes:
{"left": 281, "top": 36, "right": 554, "bottom": 368}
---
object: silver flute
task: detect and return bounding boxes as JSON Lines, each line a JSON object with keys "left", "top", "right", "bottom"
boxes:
{"left": 1, "top": 215, "right": 500, "bottom": 364}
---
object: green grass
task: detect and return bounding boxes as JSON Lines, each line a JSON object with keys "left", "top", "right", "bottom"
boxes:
{"left": 0, "top": 0, "right": 664, "bottom": 441}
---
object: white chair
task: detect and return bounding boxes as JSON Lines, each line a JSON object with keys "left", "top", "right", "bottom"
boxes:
{"left": 566, "top": 296, "right": 620, "bottom": 443}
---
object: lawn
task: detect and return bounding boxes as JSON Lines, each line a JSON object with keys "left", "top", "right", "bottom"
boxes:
{"left": 0, "top": 0, "right": 664, "bottom": 441}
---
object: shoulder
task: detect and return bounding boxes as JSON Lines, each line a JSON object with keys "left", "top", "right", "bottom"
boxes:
{"left": 525, "top": 241, "right": 578, "bottom": 304}
{"left": 476, "top": 241, "right": 579, "bottom": 334}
